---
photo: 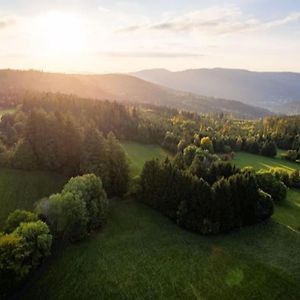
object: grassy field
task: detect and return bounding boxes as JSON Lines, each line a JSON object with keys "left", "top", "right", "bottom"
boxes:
{"left": 233, "top": 152, "right": 300, "bottom": 231}
{"left": 275, "top": 189, "right": 300, "bottom": 231}
{"left": 3, "top": 145, "right": 300, "bottom": 299}
{"left": 20, "top": 200, "right": 300, "bottom": 300}
{"left": 0, "top": 168, "right": 66, "bottom": 227}
{"left": 233, "top": 151, "right": 300, "bottom": 173}
{"left": 121, "top": 142, "right": 170, "bottom": 176}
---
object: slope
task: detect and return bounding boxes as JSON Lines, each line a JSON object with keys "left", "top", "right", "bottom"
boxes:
{"left": 0, "top": 69, "right": 271, "bottom": 119}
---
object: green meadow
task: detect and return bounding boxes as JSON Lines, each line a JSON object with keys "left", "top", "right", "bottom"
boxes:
{"left": 0, "top": 168, "right": 66, "bottom": 227}
{"left": 233, "top": 151, "right": 300, "bottom": 173}
{"left": 121, "top": 142, "right": 170, "bottom": 176}
{"left": 2, "top": 145, "right": 300, "bottom": 299}
{"left": 21, "top": 200, "right": 300, "bottom": 300}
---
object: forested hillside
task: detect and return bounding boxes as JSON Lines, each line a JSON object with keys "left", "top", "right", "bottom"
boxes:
{"left": 0, "top": 70, "right": 271, "bottom": 119}
{"left": 133, "top": 68, "right": 300, "bottom": 113}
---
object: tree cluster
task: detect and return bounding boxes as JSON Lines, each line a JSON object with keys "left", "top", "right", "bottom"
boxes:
{"left": 36, "top": 174, "right": 108, "bottom": 242}
{"left": 139, "top": 159, "right": 274, "bottom": 235}
{"left": 0, "top": 96, "right": 131, "bottom": 197}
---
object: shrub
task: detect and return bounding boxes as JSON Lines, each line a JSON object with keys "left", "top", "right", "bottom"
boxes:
{"left": 4, "top": 210, "right": 38, "bottom": 233}
{"left": 282, "top": 150, "right": 297, "bottom": 162}
{"left": 256, "top": 171, "right": 287, "bottom": 202}
{"left": 255, "top": 190, "right": 274, "bottom": 222}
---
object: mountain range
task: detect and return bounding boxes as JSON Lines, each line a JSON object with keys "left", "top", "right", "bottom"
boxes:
{"left": 133, "top": 68, "right": 300, "bottom": 114}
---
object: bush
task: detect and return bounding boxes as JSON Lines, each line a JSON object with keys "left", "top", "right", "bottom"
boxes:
{"left": 4, "top": 209, "right": 38, "bottom": 233}
{"left": 256, "top": 171, "right": 287, "bottom": 202}
{"left": 255, "top": 190, "right": 274, "bottom": 221}
{"left": 282, "top": 150, "right": 297, "bottom": 162}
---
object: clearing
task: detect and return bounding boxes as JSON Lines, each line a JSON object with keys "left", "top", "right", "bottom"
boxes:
{"left": 0, "top": 168, "right": 66, "bottom": 227}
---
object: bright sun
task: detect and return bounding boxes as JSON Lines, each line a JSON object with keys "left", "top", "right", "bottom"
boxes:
{"left": 34, "top": 12, "right": 87, "bottom": 56}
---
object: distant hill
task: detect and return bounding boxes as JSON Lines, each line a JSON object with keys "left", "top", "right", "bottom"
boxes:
{"left": 133, "top": 68, "right": 300, "bottom": 113}
{"left": 0, "top": 69, "right": 271, "bottom": 119}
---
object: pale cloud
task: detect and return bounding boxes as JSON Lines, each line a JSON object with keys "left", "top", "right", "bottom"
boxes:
{"left": 119, "top": 5, "right": 300, "bottom": 35}
{"left": 98, "top": 51, "right": 203, "bottom": 58}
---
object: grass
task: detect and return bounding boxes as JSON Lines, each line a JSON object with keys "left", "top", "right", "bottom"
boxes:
{"left": 3, "top": 145, "right": 300, "bottom": 299}
{"left": 233, "top": 152, "right": 300, "bottom": 231}
{"left": 121, "top": 142, "right": 170, "bottom": 176}
{"left": 20, "top": 200, "right": 300, "bottom": 300}
{"left": 0, "top": 168, "right": 66, "bottom": 228}
{"left": 273, "top": 189, "right": 300, "bottom": 231}
{"left": 233, "top": 151, "right": 300, "bottom": 173}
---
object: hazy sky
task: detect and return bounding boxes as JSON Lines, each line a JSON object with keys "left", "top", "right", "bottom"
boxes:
{"left": 1, "top": 0, "right": 300, "bottom": 73}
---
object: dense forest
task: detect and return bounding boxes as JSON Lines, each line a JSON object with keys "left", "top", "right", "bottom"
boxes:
{"left": 1, "top": 91, "right": 300, "bottom": 298}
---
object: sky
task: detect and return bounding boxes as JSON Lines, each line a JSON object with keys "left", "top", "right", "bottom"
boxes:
{"left": 1, "top": 0, "right": 300, "bottom": 73}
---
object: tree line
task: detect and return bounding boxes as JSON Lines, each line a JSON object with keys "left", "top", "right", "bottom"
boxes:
{"left": 0, "top": 93, "right": 133, "bottom": 197}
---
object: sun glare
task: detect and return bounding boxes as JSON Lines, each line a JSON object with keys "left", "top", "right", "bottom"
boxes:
{"left": 34, "top": 12, "right": 87, "bottom": 56}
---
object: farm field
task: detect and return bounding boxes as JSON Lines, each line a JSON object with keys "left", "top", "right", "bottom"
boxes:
{"left": 233, "top": 152, "right": 300, "bottom": 231}
{"left": 0, "top": 168, "right": 66, "bottom": 227}
{"left": 121, "top": 142, "right": 170, "bottom": 176}
{"left": 20, "top": 200, "right": 300, "bottom": 300}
